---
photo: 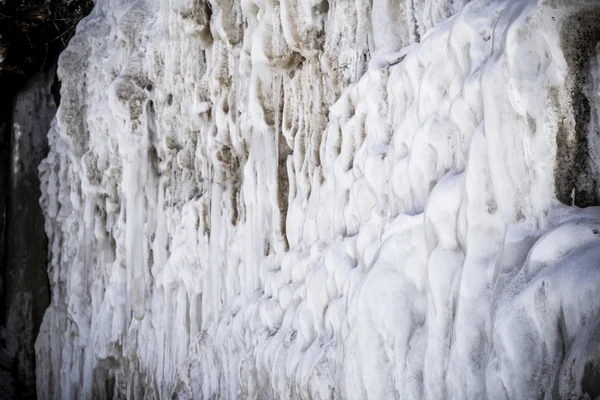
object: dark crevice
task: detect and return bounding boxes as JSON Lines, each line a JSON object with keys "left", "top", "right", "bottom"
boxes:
{"left": 555, "top": 9, "right": 600, "bottom": 207}
{"left": 275, "top": 79, "right": 290, "bottom": 252}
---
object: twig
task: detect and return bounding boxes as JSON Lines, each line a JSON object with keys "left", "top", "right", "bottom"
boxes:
{"left": 25, "top": 33, "right": 33, "bottom": 49}
{"left": 41, "top": 42, "right": 48, "bottom": 71}
{"left": 51, "top": 20, "right": 66, "bottom": 48}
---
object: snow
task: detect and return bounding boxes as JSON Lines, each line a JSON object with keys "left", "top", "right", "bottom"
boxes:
{"left": 35, "top": 0, "right": 600, "bottom": 398}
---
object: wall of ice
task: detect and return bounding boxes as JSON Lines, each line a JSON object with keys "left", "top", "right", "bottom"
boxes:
{"left": 36, "top": 0, "right": 600, "bottom": 398}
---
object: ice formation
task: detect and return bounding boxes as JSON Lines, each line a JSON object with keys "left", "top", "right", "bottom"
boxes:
{"left": 35, "top": 0, "right": 600, "bottom": 398}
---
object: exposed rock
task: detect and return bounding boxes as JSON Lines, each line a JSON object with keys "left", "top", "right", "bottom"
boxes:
{"left": 0, "top": 0, "right": 92, "bottom": 397}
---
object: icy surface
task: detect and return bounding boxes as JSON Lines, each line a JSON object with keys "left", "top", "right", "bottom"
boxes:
{"left": 36, "top": 0, "right": 600, "bottom": 398}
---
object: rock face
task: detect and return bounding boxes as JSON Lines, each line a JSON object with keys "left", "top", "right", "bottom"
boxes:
{"left": 0, "top": 70, "right": 55, "bottom": 400}
{"left": 36, "top": 0, "right": 600, "bottom": 398}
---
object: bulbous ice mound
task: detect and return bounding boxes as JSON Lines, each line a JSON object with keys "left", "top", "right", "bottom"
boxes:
{"left": 35, "top": 0, "right": 600, "bottom": 398}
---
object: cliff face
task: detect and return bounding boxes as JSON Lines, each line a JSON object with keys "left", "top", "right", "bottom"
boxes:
{"left": 0, "top": 69, "right": 55, "bottom": 400}
{"left": 35, "top": 0, "right": 600, "bottom": 398}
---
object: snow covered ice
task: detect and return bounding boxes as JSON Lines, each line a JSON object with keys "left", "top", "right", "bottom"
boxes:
{"left": 34, "top": 0, "right": 600, "bottom": 398}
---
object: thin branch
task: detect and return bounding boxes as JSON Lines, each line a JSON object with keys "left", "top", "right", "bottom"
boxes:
{"left": 51, "top": 20, "right": 66, "bottom": 48}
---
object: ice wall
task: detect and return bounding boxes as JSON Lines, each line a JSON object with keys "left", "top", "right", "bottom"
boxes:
{"left": 36, "top": 0, "right": 600, "bottom": 398}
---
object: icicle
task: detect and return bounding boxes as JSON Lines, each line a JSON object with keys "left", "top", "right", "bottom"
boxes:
{"left": 125, "top": 144, "right": 148, "bottom": 321}
{"left": 310, "top": 62, "right": 319, "bottom": 172}
{"left": 354, "top": 0, "right": 366, "bottom": 82}
{"left": 274, "top": 73, "right": 282, "bottom": 145}
{"left": 82, "top": 196, "right": 95, "bottom": 298}
{"left": 209, "top": 162, "right": 223, "bottom": 320}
